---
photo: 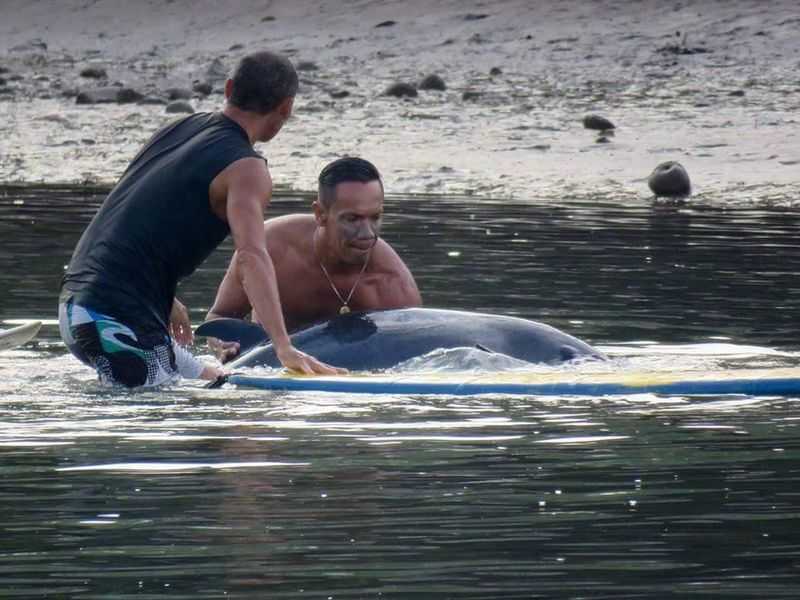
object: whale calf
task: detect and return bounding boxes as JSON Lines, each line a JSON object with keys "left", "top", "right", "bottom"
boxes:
{"left": 196, "top": 308, "right": 604, "bottom": 371}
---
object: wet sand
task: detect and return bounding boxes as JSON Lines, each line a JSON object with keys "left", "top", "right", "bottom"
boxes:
{"left": 1, "top": 0, "right": 798, "bottom": 202}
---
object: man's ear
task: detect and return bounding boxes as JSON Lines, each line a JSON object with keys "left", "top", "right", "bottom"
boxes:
{"left": 223, "top": 78, "right": 234, "bottom": 100}
{"left": 278, "top": 96, "right": 294, "bottom": 120}
{"left": 313, "top": 199, "right": 327, "bottom": 225}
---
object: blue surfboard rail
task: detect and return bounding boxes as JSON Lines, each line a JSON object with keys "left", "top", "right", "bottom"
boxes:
{"left": 227, "top": 373, "right": 800, "bottom": 397}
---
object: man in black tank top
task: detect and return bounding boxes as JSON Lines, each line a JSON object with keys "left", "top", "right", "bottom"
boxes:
{"left": 59, "top": 51, "right": 343, "bottom": 388}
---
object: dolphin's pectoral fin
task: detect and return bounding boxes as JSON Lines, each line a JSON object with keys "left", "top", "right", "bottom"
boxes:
{"left": 475, "top": 343, "right": 494, "bottom": 353}
{"left": 195, "top": 318, "right": 269, "bottom": 353}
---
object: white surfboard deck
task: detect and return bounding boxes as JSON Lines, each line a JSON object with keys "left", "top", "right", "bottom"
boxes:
{"left": 0, "top": 321, "right": 42, "bottom": 351}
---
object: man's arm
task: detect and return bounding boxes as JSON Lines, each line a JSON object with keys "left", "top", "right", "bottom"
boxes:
{"left": 221, "top": 157, "right": 343, "bottom": 375}
{"left": 206, "top": 250, "right": 253, "bottom": 321}
{"left": 205, "top": 247, "right": 256, "bottom": 363}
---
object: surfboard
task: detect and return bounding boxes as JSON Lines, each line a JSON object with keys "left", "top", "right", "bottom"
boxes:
{"left": 0, "top": 321, "right": 42, "bottom": 351}
{"left": 225, "top": 367, "right": 800, "bottom": 397}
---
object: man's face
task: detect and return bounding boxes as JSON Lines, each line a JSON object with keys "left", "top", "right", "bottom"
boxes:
{"left": 318, "top": 180, "right": 384, "bottom": 264}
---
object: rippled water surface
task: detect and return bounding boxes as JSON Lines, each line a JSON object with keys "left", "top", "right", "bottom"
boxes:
{"left": 2, "top": 185, "right": 800, "bottom": 598}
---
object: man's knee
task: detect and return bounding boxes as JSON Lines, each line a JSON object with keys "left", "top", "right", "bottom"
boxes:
{"left": 96, "top": 352, "right": 149, "bottom": 388}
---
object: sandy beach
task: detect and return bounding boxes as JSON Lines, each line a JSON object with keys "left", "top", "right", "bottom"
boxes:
{"left": 1, "top": 0, "right": 798, "bottom": 202}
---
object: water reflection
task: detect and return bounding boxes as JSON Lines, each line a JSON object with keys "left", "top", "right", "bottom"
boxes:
{"left": 2, "top": 185, "right": 800, "bottom": 598}
{"left": 3, "top": 183, "right": 800, "bottom": 352}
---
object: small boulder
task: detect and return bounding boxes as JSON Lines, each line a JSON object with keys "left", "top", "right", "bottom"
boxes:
{"left": 10, "top": 39, "right": 47, "bottom": 53}
{"left": 76, "top": 89, "right": 115, "bottom": 104}
{"left": 165, "top": 87, "right": 192, "bottom": 100}
{"left": 489, "top": 67, "right": 503, "bottom": 76}
{"left": 79, "top": 67, "right": 107, "bottom": 79}
{"left": 462, "top": 90, "right": 482, "bottom": 101}
{"left": 583, "top": 114, "right": 615, "bottom": 131}
{"left": 375, "top": 20, "right": 396, "bottom": 28}
{"left": 165, "top": 100, "right": 195, "bottom": 114}
{"left": 116, "top": 88, "right": 144, "bottom": 104}
{"left": 204, "top": 58, "right": 228, "bottom": 83}
{"left": 296, "top": 61, "right": 319, "bottom": 71}
{"left": 139, "top": 96, "right": 167, "bottom": 105}
{"left": 192, "top": 81, "right": 213, "bottom": 96}
{"left": 648, "top": 161, "right": 691, "bottom": 197}
{"left": 75, "top": 86, "right": 142, "bottom": 104}
{"left": 383, "top": 82, "right": 417, "bottom": 98}
{"left": 419, "top": 74, "right": 446, "bottom": 91}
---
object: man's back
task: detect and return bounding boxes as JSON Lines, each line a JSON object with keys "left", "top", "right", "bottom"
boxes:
{"left": 62, "top": 112, "right": 260, "bottom": 333}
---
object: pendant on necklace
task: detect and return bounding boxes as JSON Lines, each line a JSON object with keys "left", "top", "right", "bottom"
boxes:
{"left": 339, "top": 305, "right": 351, "bottom": 315}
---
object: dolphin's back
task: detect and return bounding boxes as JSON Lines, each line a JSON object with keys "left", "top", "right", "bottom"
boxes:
{"left": 226, "top": 308, "right": 602, "bottom": 370}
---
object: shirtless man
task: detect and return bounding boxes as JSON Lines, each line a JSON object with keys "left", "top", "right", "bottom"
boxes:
{"left": 206, "top": 156, "right": 422, "bottom": 362}
{"left": 59, "top": 51, "right": 341, "bottom": 388}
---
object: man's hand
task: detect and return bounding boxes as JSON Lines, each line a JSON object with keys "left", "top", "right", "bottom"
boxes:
{"left": 221, "top": 157, "right": 342, "bottom": 375}
{"left": 208, "top": 336, "right": 241, "bottom": 364}
{"left": 170, "top": 298, "right": 194, "bottom": 346}
{"left": 200, "top": 364, "right": 227, "bottom": 382}
{"left": 275, "top": 344, "right": 347, "bottom": 375}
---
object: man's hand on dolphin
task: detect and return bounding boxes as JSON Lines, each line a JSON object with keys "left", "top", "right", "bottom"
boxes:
{"left": 276, "top": 344, "right": 347, "bottom": 375}
{"left": 208, "top": 336, "right": 241, "bottom": 363}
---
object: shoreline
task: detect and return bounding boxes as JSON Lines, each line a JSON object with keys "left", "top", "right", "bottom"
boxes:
{"left": 2, "top": 0, "right": 799, "bottom": 201}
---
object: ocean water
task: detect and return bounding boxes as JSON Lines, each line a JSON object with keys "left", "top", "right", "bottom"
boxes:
{"left": 2, "top": 185, "right": 800, "bottom": 598}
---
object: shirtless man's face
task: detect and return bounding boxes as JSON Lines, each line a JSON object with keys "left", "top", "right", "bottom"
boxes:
{"left": 316, "top": 180, "right": 383, "bottom": 265}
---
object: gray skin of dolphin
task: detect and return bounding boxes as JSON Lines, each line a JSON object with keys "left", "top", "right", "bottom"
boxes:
{"left": 195, "top": 308, "right": 605, "bottom": 371}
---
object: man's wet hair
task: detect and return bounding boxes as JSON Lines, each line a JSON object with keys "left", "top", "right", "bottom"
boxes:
{"left": 318, "top": 157, "right": 383, "bottom": 208}
{"left": 229, "top": 51, "right": 298, "bottom": 114}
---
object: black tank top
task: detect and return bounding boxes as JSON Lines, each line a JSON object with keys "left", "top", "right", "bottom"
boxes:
{"left": 61, "top": 112, "right": 263, "bottom": 334}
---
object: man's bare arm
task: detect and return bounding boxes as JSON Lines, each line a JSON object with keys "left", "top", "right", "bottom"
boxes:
{"left": 222, "top": 158, "right": 343, "bottom": 375}
{"left": 206, "top": 250, "right": 252, "bottom": 321}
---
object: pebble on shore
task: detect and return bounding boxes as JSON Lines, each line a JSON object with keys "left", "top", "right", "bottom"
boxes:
{"left": 383, "top": 82, "right": 418, "bottom": 98}
{"left": 583, "top": 114, "right": 615, "bottom": 131}
{"left": 419, "top": 74, "right": 446, "bottom": 91}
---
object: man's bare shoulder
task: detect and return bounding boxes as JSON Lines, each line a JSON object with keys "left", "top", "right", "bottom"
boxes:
{"left": 264, "top": 213, "right": 315, "bottom": 231}
{"left": 370, "top": 239, "right": 411, "bottom": 274}
{"left": 364, "top": 239, "right": 421, "bottom": 307}
{"left": 264, "top": 214, "right": 316, "bottom": 254}
{"left": 215, "top": 156, "right": 270, "bottom": 189}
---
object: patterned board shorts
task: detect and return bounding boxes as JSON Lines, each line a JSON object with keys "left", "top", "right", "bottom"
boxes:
{"left": 58, "top": 300, "right": 203, "bottom": 388}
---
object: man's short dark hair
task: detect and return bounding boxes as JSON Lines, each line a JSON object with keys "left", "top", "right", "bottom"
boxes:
{"left": 229, "top": 51, "right": 298, "bottom": 114}
{"left": 318, "top": 157, "right": 383, "bottom": 208}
